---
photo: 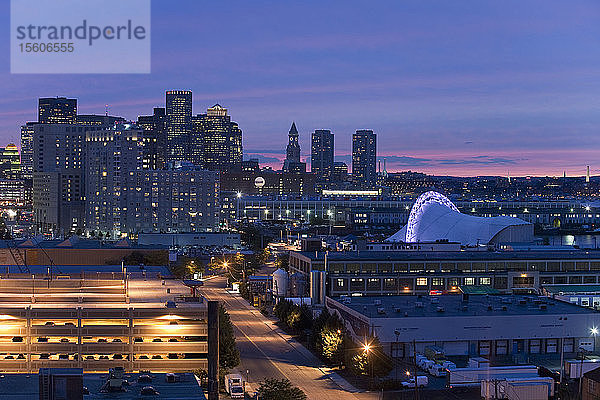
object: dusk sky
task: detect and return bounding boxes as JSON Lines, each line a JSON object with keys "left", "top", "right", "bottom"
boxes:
{"left": 2, "top": 0, "right": 600, "bottom": 176}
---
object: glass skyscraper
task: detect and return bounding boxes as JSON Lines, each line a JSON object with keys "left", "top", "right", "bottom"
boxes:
{"left": 311, "top": 129, "right": 334, "bottom": 181}
{"left": 352, "top": 129, "right": 377, "bottom": 188}
{"left": 165, "top": 90, "right": 192, "bottom": 165}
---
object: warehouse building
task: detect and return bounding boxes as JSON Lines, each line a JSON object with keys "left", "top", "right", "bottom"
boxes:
{"left": 326, "top": 294, "right": 600, "bottom": 360}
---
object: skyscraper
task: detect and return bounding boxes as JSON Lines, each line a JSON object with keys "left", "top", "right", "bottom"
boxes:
{"left": 165, "top": 90, "right": 192, "bottom": 165}
{"left": 311, "top": 129, "right": 334, "bottom": 181}
{"left": 20, "top": 122, "right": 36, "bottom": 180}
{"left": 191, "top": 104, "right": 243, "bottom": 171}
{"left": 32, "top": 123, "right": 87, "bottom": 234}
{"left": 138, "top": 107, "right": 167, "bottom": 169}
{"left": 38, "top": 97, "right": 77, "bottom": 124}
{"left": 283, "top": 122, "right": 306, "bottom": 172}
{"left": 352, "top": 129, "right": 377, "bottom": 188}
{"left": 0, "top": 144, "right": 21, "bottom": 180}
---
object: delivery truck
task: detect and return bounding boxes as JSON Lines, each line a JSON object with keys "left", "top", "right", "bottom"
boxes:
{"left": 224, "top": 374, "right": 245, "bottom": 399}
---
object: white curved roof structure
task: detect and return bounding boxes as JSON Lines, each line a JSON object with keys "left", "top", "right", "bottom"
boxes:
{"left": 388, "top": 191, "right": 532, "bottom": 246}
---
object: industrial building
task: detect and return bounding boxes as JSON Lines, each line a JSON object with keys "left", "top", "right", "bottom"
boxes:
{"left": 290, "top": 249, "right": 600, "bottom": 297}
{"left": 0, "top": 274, "right": 207, "bottom": 373}
{"left": 0, "top": 237, "right": 168, "bottom": 266}
{"left": 326, "top": 294, "right": 600, "bottom": 360}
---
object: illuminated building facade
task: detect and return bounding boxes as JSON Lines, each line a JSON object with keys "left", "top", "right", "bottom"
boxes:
{"left": 20, "top": 122, "right": 36, "bottom": 180}
{"left": 352, "top": 129, "right": 377, "bottom": 188}
{"left": 137, "top": 107, "right": 167, "bottom": 170}
{"left": 38, "top": 97, "right": 77, "bottom": 124}
{"left": 0, "top": 143, "right": 21, "bottom": 180}
{"left": 311, "top": 129, "right": 334, "bottom": 181}
{"left": 165, "top": 90, "right": 192, "bottom": 165}
{"left": 86, "top": 126, "right": 220, "bottom": 237}
{"left": 32, "top": 124, "right": 91, "bottom": 235}
{"left": 191, "top": 104, "right": 242, "bottom": 171}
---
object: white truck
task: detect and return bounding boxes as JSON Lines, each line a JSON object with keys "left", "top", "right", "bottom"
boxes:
{"left": 447, "top": 365, "right": 539, "bottom": 388}
{"left": 401, "top": 376, "right": 428, "bottom": 388}
{"left": 224, "top": 373, "right": 245, "bottom": 399}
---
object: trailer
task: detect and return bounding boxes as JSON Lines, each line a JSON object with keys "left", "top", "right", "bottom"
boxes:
{"left": 481, "top": 377, "right": 555, "bottom": 400}
{"left": 447, "top": 365, "right": 539, "bottom": 388}
{"left": 565, "top": 359, "right": 600, "bottom": 379}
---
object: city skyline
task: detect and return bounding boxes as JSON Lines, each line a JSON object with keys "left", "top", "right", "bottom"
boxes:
{"left": 2, "top": 1, "right": 600, "bottom": 177}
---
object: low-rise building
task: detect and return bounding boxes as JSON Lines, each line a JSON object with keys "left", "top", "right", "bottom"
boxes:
{"left": 290, "top": 249, "right": 600, "bottom": 297}
{"left": 326, "top": 294, "right": 600, "bottom": 361}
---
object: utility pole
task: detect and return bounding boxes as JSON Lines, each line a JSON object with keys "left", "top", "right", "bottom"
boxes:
{"left": 208, "top": 301, "right": 220, "bottom": 400}
{"left": 413, "top": 339, "right": 419, "bottom": 400}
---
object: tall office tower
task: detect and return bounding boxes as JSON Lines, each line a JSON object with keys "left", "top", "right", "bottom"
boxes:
{"left": 165, "top": 90, "right": 193, "bottom": 165}
{"left": 0, "top": 144, "right": 22, "bottom": 180}
{"left": 311, "top": 129, "right": 334, "bottom": 181}
{"left": 76, "top": 114, "right": 126, "bottom": 127}
{"left": 86, "top": 125, "right": 220, "bottom": 236}
{"left": 32, "top": 124, "right": 89, "bottom": 235}
{"left": 352, "top": 129, "right": 377, "bottom": 188}
{"left": 85, "top": 124, "right": 144, "bottom": 237}
{"left": 138, "top": 107, "right": 167, "bottom": 169}
{"left": 38, "top": 97, "right": 77, "bottom": 124}
{"left": 20, "top": 123, "right": 36, "bottom": 180}
{"left": 192, "top": 104, "right": 243, "bottom": 171}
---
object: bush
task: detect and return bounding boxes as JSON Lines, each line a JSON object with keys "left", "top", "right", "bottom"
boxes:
{"left": 258, "top": 378, "right": 306, "bottom": 400}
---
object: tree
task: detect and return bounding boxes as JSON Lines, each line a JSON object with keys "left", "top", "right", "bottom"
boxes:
{"left": 345, "top": 336, "right": 393, "bottom": 378}
{"left": 218, "top": 304, "right": 240, "bottom": 371}
{"left": 258, "top": 378, "right": 306, "bottom": 400}
{"left": 276, "top": 253, "right": 290, "bottom": 271}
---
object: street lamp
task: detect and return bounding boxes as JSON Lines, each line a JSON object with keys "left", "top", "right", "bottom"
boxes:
{"left": 363, "top": 342, "right": 373, "bottom": 388}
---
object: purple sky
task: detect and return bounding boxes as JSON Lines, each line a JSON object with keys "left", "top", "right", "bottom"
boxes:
{"left": 2, "top": 0, "right": 600, "bottom": 176}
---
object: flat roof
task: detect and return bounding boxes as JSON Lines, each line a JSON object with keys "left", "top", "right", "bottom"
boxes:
{"left": 0, "top": 372, "right": 205, "bottom": 400}
{"left": 544, "top": 285, "right": 600, "bottom": 294}
{"left": 330, "top": 294, "right": 598, "bottom": 319}
{"left": 294, "top": 249, "right": 600, "bottom": 262}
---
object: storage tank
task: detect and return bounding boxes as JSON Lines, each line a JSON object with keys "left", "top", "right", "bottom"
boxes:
{"left": 272, "top": 268, "right": 288, "bottom": 297}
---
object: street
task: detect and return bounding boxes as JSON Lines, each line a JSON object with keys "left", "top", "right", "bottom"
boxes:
{"left": 200, "top": 276, "right": 377, "bottom": 400}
